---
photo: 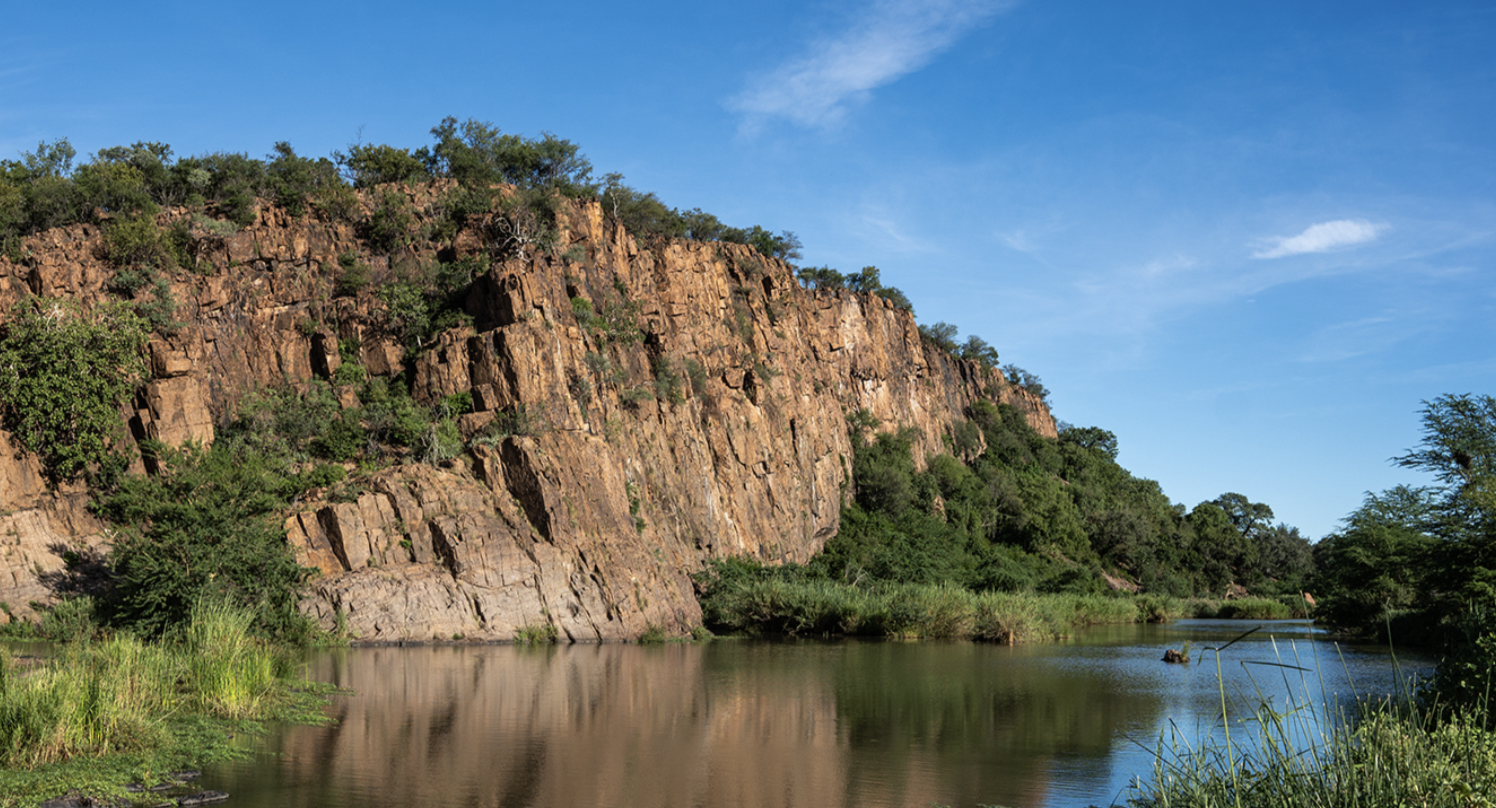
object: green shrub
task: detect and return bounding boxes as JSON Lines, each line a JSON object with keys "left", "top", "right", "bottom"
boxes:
{"left": 35, "top": 596, "right": 99, "bottom": 643}
{"left": 333, "top": 360, "right": 368, "bottom": 386}
{"left": 1213, "top": 597, "right": 1293, "bottom": 620}
{"left": 652, "top": 355, "right": 684, "bottom": 404}
{"left": 96, "top": 442, "right": 317, "bottom": 641}
{"left": 312, "top": 415, "right": 365, "bottom": 462}
{"left": 360, "top": 376, "right": 432, "bottom": 450}
{"left": 135, "top": 277, "right": 182, "bottom": 333}
{"left": 335, "top": 142, "right": 428, "bottom": 188}
{"left": 514, "top": 622, "right": 558, "bottom": 644}
{"left": 0, "top": 299, "right": 148, "bottom": 482}
{"left": 470, "top": 405, "right": 543, "bottom": 448}
{"left": 334, "top": 251, "right": 371, "bottom": 296}
{"left": 364, "top": 189, "right": 417, "bottom": 253}
{"left": 101, "top": 214, "right": 174, "bottom": 270}
{"left": 265, "top": 141, "right": 341, "bottom": 218}
{"left": 74, "top": 161, "right": 156, "bottom": 217}
{"left": 420, "top": 417, "right": 463, "bottom": 465}
{"left": 1427, "top": 608, "right": 1496, "bottom": 725}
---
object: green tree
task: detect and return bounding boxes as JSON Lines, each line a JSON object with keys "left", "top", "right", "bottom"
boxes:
{"left": 0, "top": 298, "right": 147, "bottom": 482}
{"left": 1311, "top": 486, "right": 1439, "bottom": 633}
{"left": 1058, "top": 424, "right": 1119, "bottom": 461}
{"left": 336, "top": 142, "right": 428, "bottom": 188}
{"left": 1210, "top": 492, "right": 1276, "bottom": 541}
{"left": 1396, "top": 394, "right": 1496, "bottom": 610}
{"left": 919, "top": 322, "right": 959, "bottom": 353}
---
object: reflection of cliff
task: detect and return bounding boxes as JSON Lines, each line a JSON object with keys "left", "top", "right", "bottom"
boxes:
{"left": 257, "top": 644, "right": 852, "bottom": 808}
{"left": 0, "top": 194, "right": 1053, "bottom": 639}
{"left": 214, "top": 642, "right": 1160, "bottom": 808}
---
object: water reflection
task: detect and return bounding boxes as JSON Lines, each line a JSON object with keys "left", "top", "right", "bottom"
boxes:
{"left": 206, "top": 621, "right": 1428, "bottom": 808}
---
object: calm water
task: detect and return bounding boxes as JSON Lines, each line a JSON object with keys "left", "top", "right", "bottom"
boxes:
{"left": 204, "top": 621, "right": 1427, "bottom": 808}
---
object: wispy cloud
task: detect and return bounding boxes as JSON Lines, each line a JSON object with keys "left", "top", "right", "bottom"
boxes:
{"left": 1253, "top": 219, "right": 1388, "bottom": 259}
{"left": 729, "top": 0, "right": 1014, "bottom": 130}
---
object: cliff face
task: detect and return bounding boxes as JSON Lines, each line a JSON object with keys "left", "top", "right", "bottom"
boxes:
{"left": 0, "top": 191, "right": 1053, "bottom": 640}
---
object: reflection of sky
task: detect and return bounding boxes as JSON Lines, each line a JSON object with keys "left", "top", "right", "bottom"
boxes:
{"left": 1043, "top": 621, "right": 1433, "bottom": 808}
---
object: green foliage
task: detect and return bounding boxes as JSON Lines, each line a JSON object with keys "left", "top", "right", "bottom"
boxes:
{"left": 918, "top": 321, "right": 959, "bottom": 353}
{"left": 359, "top": 375, "right": 437, "bottom": 452}
{"left": 101, "top": 214, "right": 174, "bottom": 271}
{"left": 422, "top": 116, "right": 597, "bottom": 196}
{"left": 135, "top": 276, "right": 182, "bottom": 334}
{"left": 598, "top": 174, "right": 798, "bottom": 258}
{"left": 694, "top": 558, "right": 1141, "bottom": 641}
{"left": 73, "top": 160, "right": 155, "bottom": 217}
{"left": 652, "top": 355, "right": 685, "bottom": 404}
{"left": 1313, "top": 486, "right": 1439, "bottom": 634}
{"left": 1315, "top": 394, "right": 1496, "bottom": 657}
{"left": 958, "top": 334, "right": 999, "bottom": 368}
{"left": 364, "top": 189, "right": 418, "bottom": 253}
{"left": 374, "top": 256, "right": 479, "bottom": 351}
{"left": 514, "top": 622, "right": 558, "bottom": 644}
{"left": 335, "top": 142, "right": 428, "bottom": 188}
{"left": 334, "top": 250, "right": 371, "bottom": 296}
{"left": 0, "top": 298, "right": 147, "bottom": 482}
{"left": 1128, "top": 649, "right": 1496, "bottom": 808}
{"left": 1002, "top": 363, "right": 1050, "bottom": 404}
{"left": 796, "top": 265, "right": 846, "bottom": 291}
{"left": 265, "top": 141, "right": 341, "bottom": 218}
{"left": 1059, "top": 423, "right": 1119, "bottom": 460}
{"left": 1427, "top": 608, "right": 1496, "bottom": 726}
{"left": 96, "top": 441, "right": 318, "bottom": 640}
{"left": 487, "top": 186, "right": 558, "bottom": 260}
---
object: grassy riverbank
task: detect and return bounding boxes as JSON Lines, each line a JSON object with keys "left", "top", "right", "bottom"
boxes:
{"left": 697, "top": 560, "right": 1315, "bottom": 642}
{"left": 1124, "top": 643, "right": 1496, "bottom": 808}
{"left": 701, "top": 576, "right": 1138, "bottom": 641}
{"left": 1127, "top": 702, "right": 1496, "bottom": 808}
{"left": 0, "top": 602, "right": 335, "bottom": 807}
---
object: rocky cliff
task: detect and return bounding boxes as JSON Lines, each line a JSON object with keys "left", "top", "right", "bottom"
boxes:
{"left": 0, "top": 188, "right": 1053, "bottom": 640}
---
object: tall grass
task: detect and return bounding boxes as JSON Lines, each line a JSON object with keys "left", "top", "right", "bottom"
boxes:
{"left": 701, "top": 577, "right": 1148, "bottom": 642}
{"left": 0, "top": 638, "right": 175, "bottom": 767}
{"left": 0, "top": 601, "right": 312, "bottom": 771}
{"left": 1125, "top": 634, "right": 1496, "bottom": 808}
{"left": 178, "top": 600, "right": 289, "bottom": 719}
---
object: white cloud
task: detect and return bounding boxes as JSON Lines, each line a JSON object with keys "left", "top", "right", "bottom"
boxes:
{"left": 729, "top": 0, "right": 1013, "bottom": 130}
{"left": 1253, "top": 219, "right": 1388, "bottom": 259}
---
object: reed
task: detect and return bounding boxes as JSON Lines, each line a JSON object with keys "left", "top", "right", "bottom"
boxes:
{"left": 701, "top": 577, "right": 1150, "bottom": 641}
{"left": 1125, "top": 633, "right": 1496, "bottom": 808}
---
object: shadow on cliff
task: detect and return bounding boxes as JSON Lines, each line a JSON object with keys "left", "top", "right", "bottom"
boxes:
{"left": 36, "top": 542, "right": 115, "bottom": 599}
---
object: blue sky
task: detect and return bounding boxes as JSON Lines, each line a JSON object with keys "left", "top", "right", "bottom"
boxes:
{"left": 4, "top": 0, "right": 1493, "bottom": 540}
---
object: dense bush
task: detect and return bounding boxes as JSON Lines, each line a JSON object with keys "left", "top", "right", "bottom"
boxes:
{"left": 96, "top": 441, "right": 318, "bottom": 641}
{"left": 0, "top": 298, "right": 148, "bottom": 483}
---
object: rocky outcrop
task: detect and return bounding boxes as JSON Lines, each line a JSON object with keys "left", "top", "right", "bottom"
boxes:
{"left": 0, "top": 189, "right": 1053, "bottom": 638}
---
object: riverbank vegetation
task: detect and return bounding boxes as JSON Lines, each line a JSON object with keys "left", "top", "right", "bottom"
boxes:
{"left": 1125, "top": 393, "right": 1496, "bottom": 807}
{"left": 0, "top": 602, "right": 334, "bottom": 807}
{"left": 698, "top": 396, "right": 1316, "bottom": 639}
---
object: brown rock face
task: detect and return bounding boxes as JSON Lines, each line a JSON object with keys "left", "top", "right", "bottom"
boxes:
{"left": 0, "top": 191, "right": 1054, "bottom": 639}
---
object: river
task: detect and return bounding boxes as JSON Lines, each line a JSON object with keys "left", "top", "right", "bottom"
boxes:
{"left": 203, "top": 620, "right": 1426, "bottom": 808}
